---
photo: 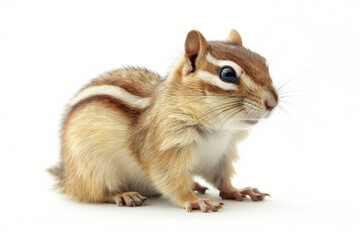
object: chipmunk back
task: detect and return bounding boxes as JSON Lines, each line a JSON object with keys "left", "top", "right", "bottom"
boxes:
{"left": 50, "top": 29, "right": 278, "bottom": 212}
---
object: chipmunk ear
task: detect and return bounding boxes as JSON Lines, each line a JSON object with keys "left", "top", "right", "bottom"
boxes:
{"left": 228, "top": 29, "right": 243, "bottom": 46}
{"left": 184, "top": 30, "right": 209, "bottom": 74}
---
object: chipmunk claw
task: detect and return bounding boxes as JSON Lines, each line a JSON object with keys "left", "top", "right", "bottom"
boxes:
{"left": 114, "top": 192, "right": 148, "bottom": 207}
{"left": 220, "top": 187, "right": 270, "bottom": 201}
{"left": 193, "top": 182, "right": 208, "bottom": 194}
{"left": 184, "top": 199, "right": 223, "bottom": 212}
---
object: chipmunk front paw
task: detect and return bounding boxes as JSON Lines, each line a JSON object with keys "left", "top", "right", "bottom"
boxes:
{"left": 220, "top": 187, "right": 270, "bottom": 201}
{"left": 184, "top": 199, "right": 223, "bottom": 212}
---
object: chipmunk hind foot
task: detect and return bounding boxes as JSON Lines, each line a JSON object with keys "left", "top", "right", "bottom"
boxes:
{"left": 106, "top": 192, "right": 148, "bottom": 207}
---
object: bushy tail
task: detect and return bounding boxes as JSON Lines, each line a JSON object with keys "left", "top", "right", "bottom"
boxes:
{"left": 47, "top": 164, "right": 64, "bottom": 188}
{"left": 48, "top": 166, "right": 62, "bottom": 180}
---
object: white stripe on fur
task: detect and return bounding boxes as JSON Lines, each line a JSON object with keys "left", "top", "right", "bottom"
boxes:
{"left": 197, "top": 71, "right": 237, "bottom": 90}
{"left": 241, "top": 74, "right": 260, "bottom": 91}
{"left": 70, "top": 85, "right": 151, "bottom": 109}
{"left": 206, "top": 53, "right": 243, "bottom": 76}
{"left": 205, "top": 53, "right": 259, "bottom": 91}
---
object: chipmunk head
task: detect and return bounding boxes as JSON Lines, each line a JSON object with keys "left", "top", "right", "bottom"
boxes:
{"left": 178, "top": 29, "right": 279, "bottom": 130}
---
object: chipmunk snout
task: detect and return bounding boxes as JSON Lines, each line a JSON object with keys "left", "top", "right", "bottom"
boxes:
{"left": 264, "top": 100, "right": 275, "bottom": 111}
{"left": 263, "top": 88, "right": 278, "bottom": 112}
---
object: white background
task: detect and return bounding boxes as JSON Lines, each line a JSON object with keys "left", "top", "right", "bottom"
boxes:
{"left": 1, "top": 1, "right": 359, "bottom": 239}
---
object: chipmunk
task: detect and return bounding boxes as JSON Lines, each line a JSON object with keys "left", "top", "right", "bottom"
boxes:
{"left": 49, "top": 29, "right": 278, "bottom": 212}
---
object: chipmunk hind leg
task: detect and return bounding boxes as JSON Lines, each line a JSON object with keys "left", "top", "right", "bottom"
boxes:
{"left": 59, "top": 102, "right": 135, "bottom": 203}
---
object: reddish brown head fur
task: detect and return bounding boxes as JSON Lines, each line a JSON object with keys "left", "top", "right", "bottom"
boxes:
{"left": 208, "top": 41, "right": 271, "bottom": 87}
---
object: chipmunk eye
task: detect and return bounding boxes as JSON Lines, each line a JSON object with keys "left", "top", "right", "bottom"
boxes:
{"left": 218, "top": 66, "right": 238, "bottom": 84}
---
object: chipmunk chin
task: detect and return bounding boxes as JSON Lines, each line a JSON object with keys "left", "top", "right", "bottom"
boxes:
{"left": 221, "top": 118, "right": 262, "bottom": 130}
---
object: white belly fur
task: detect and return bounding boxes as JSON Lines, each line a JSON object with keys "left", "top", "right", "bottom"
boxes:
{"left": 193, "top": 130, "right": 235, "bottom": 178}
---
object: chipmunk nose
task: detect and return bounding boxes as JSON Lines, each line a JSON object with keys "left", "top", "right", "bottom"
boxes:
{"left": 264, "top": 100, "right": 276, "bottom": 111}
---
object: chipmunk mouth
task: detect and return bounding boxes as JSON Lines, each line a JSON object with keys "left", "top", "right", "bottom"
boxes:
{"left": 243, "top": 119, "right": 259, "bottom": 125}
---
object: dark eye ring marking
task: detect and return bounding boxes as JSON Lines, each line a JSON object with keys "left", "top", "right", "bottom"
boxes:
{"left": 218, "top": 66, "right": 239, "bottom": 84}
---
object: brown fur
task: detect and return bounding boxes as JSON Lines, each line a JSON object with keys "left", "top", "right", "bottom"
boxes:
{"left": 68, "top": 95, "right": 141, "bottom": 120}
{"left": 209, "top": 41, "right": 271, "bottom": 86}
{"left": 87, "top": 68, "right": 162, "bottom": 97}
